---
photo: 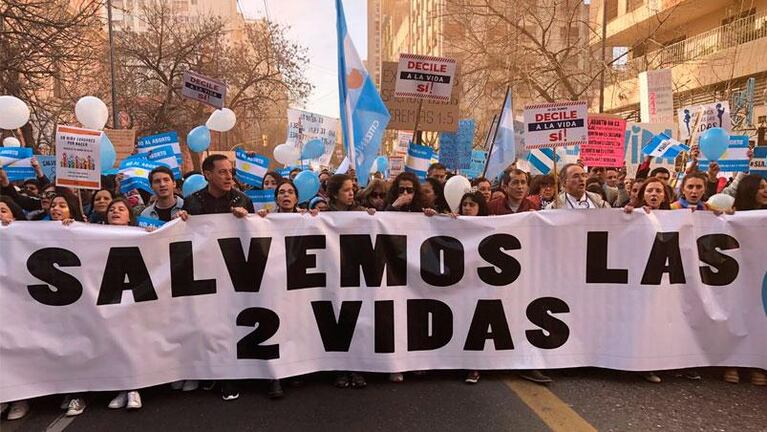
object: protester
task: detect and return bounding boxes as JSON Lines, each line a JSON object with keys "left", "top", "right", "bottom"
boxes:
{"left": 624, "top": 177, "right": 671, "bottom": 214}
{"left": 48, "top": 192, "right": 85, "bottom": 224}
{"left": 488, "top": 169, "right": 537, "bottom": 214}
{"left": 308, "top": 196, "right": 329, "bottom": 211}
{"left": 21, "top": 179, "right": 41, "bottom": 198}
{"left": 385, "top": 172, "right": 424, "bottom": 212}
{"left": 471, "top": 177, "right": 493, "bottom": 203}
{"left": 357, "top": 178, "right": 388, "bottom": 211}
{"left": 263, "top": 171, "right": 283, "bottom": 190}
{"left": 88, "top": 188, "right": 115, "bottom": 224}
{"left": 733, "top": 174, "right": 767, "bottom": 211}
{"left": 427, "top": 163, "right": 447, "bottom": 184}
{"left": 490, "top": 188, "right": 508, "bottom": 203}
{"left": 546, "top": 163, "right": 610, "bottom": 209}
{"left": 141, "top": 166, "right": 184, "bottom": 222}
{"left": 421, "top": 177, "right": 448, "bottom": 213}
{"left": 627, "top": 179, "right": 641, "bottom": 207}
{"left": 670, "top": 172, "right": 709, "bottom": 210}
{"left": 289, "top": 168, "right": 301, "bottom": 181}
{"left": 527, "top": 175, "right": 556, "bottom": 209}
{"left": 177, "top": 154, "right": 253, "bottom": 401}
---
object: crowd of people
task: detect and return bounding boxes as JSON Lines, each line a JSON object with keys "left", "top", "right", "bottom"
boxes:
{"left": 1, "top": 148, "right": 766, "bottom": 421}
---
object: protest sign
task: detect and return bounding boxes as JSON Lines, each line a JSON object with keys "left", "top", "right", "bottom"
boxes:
{"left": 182, "top": 70, "right": 226, "bottom": 109}
{"left": 245, "top": 189, "right": 277, "bottom": 212}
{"left": 523, "top": 101, "right": 588, "bottom": 149}
{"left": 582, "top": 115, "right": 627, "bottom": 167}
{"left": 36, "top": 155, "right": 57, "bottom": 181}
{"left": 395, "top": 131, "right": 413, "bottom": 155}
{"left": 286, "top": 109, "right": 339, "bottom": 167}
{"left": 439, "top": 119, "right": 474, "bottom": 171}
{"left": 0, "top": 147, "right": 34, "bottom": 181}
{"left": 678, "top": 101, "right": 731, "bottom": 143}
{"left": 696, "top": 135, "right": 750, "bottom": 173}
{"left": 145, "top": 145, "right": 181, "bottom": 178}
{"left": 380, "top": 62, "right": 459, "bottom": 132}
{"left": 104, "top": 129, "right": 136, "bottom": 165}
{"left": 642, "top": 133, "right": 689, "bottom": 158}
{"left": 118, "top": 154, "right": 161, "bottom": 194}
{"left": 55, "top": 125, "right": 102, "bottom": 190}
{"left": 639, "top": 69, "right": 674, "bottom": 124}
{"left": 461, "top": 150, "right": 487, "bottom": 179}
{"left": 395, "top": 54, "right": 457, "bottom": 102}
{"left": 1, "top": 210, "right": 765, "bottom": 403}
{"left": 137, "top": 216, "right": 165, "bottom": 229}
{"left": 137, "top": 131, "right": 182, "bottom": 167}
{"left": 750, "top": 147, "right": 767, "bottom": 179}
{"left": 388, "top": 155, "right": 405, "bottom": 179}
{"left": 405, "top": 142, "right": 433, "bottom": 180}
{"left": 235, "top": 148, "right": 269, "bottom": 188}
{"left": 624, "top": 123, "right": 676, "bottom": 178}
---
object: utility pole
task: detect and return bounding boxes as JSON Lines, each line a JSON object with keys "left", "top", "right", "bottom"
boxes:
{"left": 106, "top": 0, "right": 119, "bottom": 128}
{"left": 598, "top": 0, "right": 608, "bottom": 114}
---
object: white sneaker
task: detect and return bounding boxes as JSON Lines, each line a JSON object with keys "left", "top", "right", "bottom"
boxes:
{"left": 182, "top": 380, "right": 199, "bottom": 392}
{"left": 108, "top": 392, "right": 128, "bottom": 409}
{"left": 65, "top": 398, "right": 86, "bottom": 416}
{"left": 170, "top": 380, "right": 184, "bottom": 390}
{"left": 126, "top": 391, "right": 142, "bottom": 409}
{"left": 7, "top": 401, "right": 30, "bottom": 420}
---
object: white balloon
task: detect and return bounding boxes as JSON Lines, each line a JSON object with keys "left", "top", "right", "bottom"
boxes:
{"left": 444, "top": 175, "right": 471, "bottom": 213}
{"left": 706, "top": 193, "right": 735, "bottom": 211}
{"left": 75, "top": 96, "right": 109, "bottom": 130}
{"left": 206, "top": 108, "right": 237, "bottom": 132}
{"left": 2, "top": 137, "right": 21, "bottom": 147}
{"left": 273, "top": 143, "right": 300, "bottom": 165}
{"left": 0, "top": 96, "right": 31, "bottom": 130}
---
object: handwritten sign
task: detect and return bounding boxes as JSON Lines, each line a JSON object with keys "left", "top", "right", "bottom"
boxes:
{"left": 582, "top": 114, "right": 627, "bottom": 167}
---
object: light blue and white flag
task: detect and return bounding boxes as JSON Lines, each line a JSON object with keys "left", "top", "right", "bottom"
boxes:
{"left": 0, "top": 147, "right": 35, "bottom": 181}
{"left": 485, "top": 88, "right": 516, "bottom": 181}
{"left": 145, "top": 145, "right": 181, "bottom": 179}
{"left": 527, "top": 148, "right": 560, "bottom": 175}
{"left": 118, "top": 154, "right": 161, "bottom": 194}
{"left": 137, "top": 131, "right": 182, "bottom": 167}
{"left": 137, "top": 216, "right": 165, "bottom": 229}
{"left": 405, "top": 142, "right": 434, "bottom": 181}
{"left": 245, "top": 189, "right": 277, "bottom": 212}
{"left": 336, "top": 0, "right": 390, "bottom": 187}
{"left": 235, "top": 148, "right": 269, "bottom": 188}
{"left": 336, "top": 156, "right": 351, "bottom": 174}
{"left": 642, "top": 132, "right": 689, "bottom": 158}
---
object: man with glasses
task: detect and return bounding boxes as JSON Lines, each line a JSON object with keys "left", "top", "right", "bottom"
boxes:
{"left": 488, "top": 168, "right": 538, "bottom": 214}
{"left": 547, "top": 163, "right": 610, "bottom": 209}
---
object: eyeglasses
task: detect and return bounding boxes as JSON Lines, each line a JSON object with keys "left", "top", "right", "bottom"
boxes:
{"left": 371, "top": 192, "right": 386, "bottom": 199}
{"left": 398, "top": 187, "right": 414, "bottom": 194}
{"left": 42, "top": 192, "right": 57, "bottom": 199}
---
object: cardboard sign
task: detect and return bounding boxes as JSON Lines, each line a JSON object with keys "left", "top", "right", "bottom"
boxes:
{"left": 639, "top": 69, "right": 674, "bottom": 124}
{"left": 677, "top": 101, "right": 731, "bottom": 143}
{"left": 439, "top": 119, "right": 475, "bottom": 171}
{"left": 395, "top": 54, "right": 457, "bottom": 102}
{"left": 103, "top": 129, "right": 136, "bottom": 166}
{"left": 582, "top": 115, "right": 627, "bottom": 167}
{"left": 286, "top": 109, "right": 339, "bottom": 167}
{"left": 182, "top": 70, "right": 226, "bottom": 109}
{"left": 749, "top": 147, "right": 767, "bottom": 179}
{"left": 523, "top": 101, "right": 588, "bottom": 149}
{"left": 55, "top": 125, "right": 102, "bottom": 190}
{"left": 381, "top": 62, "right": 459, "bottom": 132}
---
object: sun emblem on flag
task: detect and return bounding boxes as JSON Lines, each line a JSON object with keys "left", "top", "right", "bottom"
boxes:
{"left": 135, "top": 169, "right": 147, "bottom": 176}
{"left": 242, "top": 163, "right": 250, "bottom": 171}
{"left": 347, "top": 68, "right": 363, "bottom": 90}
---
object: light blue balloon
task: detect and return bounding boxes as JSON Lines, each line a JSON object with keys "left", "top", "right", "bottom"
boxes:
{"left": 100, "top": 133, "right": 117, "bottom": 172}
{"left": 187, "top": 125, "right": 211, "bottom": 153}
{"left": 182, "top": 174, "right": 208, "bottom": 197}
{"left": 301, "top": 139, "right": 325, "bottom": 160}
{"left": 699, "top": 127, "right": 729, "bottom": 161}
{"left": 375, "top": 155, "right": 388, "bottom": 172}
{"left": 294, "top": 170, "right": 320, "bottom": 203}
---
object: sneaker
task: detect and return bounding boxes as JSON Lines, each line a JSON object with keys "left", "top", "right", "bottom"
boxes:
{"left": 108, "top": 392, "right": 128, "bottom": 409}
{"left": 65, "top": 398, "right": 86, "bottom": 417}
{"left": 221, "top": 382, "right": 239, "bottom": 401}
{"left": 268, "top": 380, "right": 284, "bottom": 399}
{"left": 642, "top": 372, "right": 662, "bottom": 383}
{"left": 170, "top": 380, "right": 184, "bottom": 390}
{"left": 126, "top": 391, "right": 142, "bottom": 409}
{"left": 60, "top": 395, "right": 72, "bottom": 410}
{"left": 7, "top": 401, "right": 30, "bottom": 420}
{"left": 520, "top": 370, "right": 553, "bottom": 384}
{"left": 201, "top": 380, "right": 216, "bottom": 391}
{"left": 682, "top": 369, "right": 701, "bottom": 380}
{"left": 182, "top": 380, "right": 199, "bottom": 392}
{"left": 752, "top": 370, "right": 767, "bottom": 386}
{"left": 389, "top": 372, "right": 404, "bottom": 383}
{"left": 465, "top": 370, "right": 480, "bottom": 384}
{"left": 723, "top": 368, "right": 740, "bottom": 384}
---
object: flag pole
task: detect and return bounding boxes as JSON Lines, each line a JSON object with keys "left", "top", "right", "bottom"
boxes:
{"left": 412, "top": 99, "right": 424, "bottom": 145}
{"left": 482, "top": 86, "right": 510, "bottom": 178}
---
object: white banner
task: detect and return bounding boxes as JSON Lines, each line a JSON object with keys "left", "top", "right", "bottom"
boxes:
{"left": 1, "top": 211, "right": 766, "bottom": 402}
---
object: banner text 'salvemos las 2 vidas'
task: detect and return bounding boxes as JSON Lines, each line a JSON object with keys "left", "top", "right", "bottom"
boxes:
{"left": 1, "top": 210, "right": 766, "bottom": 402}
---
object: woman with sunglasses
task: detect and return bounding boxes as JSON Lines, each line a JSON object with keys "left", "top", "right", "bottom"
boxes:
{"left": 385, "top": 172, "right": 424, "bottom": 212}
{"left": 357, "top": 178, "right": 388, "bottom": 211}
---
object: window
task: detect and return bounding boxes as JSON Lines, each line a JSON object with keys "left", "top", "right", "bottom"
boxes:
{"left": 605, "top": 0, "right": 619, "bottom": 22}
{"left": 627, "top": 0, "right": 643, "bottom": 13}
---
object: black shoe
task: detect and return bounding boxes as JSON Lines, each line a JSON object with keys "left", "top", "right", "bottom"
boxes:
{"left": 268, "top": 380, "right": 284, "bottom": 399}
{"left": 221, "top": 382, "right": 239, "bottom": 401}
{"left": 519, "top": 370, "right": 553, "bottom": 384}
{"left": 201, "top": 380, "right": 216, "bottom": 391}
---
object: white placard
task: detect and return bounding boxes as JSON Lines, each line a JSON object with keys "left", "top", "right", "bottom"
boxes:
{"left": 395, "top": 54, "right": 457, "bottom": 102}
{"left": 55, "top": 125, "right": 102, "bottom": 190}
{"left": 639, "top": 69, "right": 674, "bottom": 124}
{"left": 677, "top": 101, "right": 731, "bottom": 143}
{"left": 182, "top": 70, "right": 227, "bottom": 109}
{"left": 523, "top": 101, "right": 588, "bottom": 149}
{"left": 286, "top": 108, "right": 340, "bottom": 167}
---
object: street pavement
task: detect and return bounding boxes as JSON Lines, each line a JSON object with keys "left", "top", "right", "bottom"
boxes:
{"left": 2, "top": 368, "right": 765, "bottom": 432}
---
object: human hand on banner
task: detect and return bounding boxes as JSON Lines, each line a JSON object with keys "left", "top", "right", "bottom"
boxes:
{"left": 174, "top": 210, "right": 189, "bottom": 221}
{"left": 231, "top": 206, "right": 248, "bottom": 218}
{"left": 309, "top": 208, "right": 320, "bottom": 217}
{"left": 423, "top": 208, "right": 438, "bottom": 217}
{"left": 61, "top": 218, "right": 75, "bottom": 226}
{"left": 366, "top": 208, "right": 376, "bottom": 216}
{"left": 144, "top": 226, "right": 157, "bottom": 233}
{"left": 257, "top": 208, "right": 269, "bottom": 218}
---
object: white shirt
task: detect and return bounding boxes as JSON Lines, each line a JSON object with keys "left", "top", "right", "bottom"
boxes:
{"left": 565, "top": 193, "right": 595, "bottom": 209}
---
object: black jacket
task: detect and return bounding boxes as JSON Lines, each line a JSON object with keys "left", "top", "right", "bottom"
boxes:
{"left": 182, "top": 187, "right": 254, "bottom": 215}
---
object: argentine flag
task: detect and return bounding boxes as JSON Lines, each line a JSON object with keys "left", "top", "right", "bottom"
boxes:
{"left": 0, "top": 147, "right": 35, "bottom": 181}
{"left": 118, "top": 154, "right": 161, "bottom": 194}
{"left": 146, "top": 145, "right": 181, "bottom": 179}
{"left": 235, "top": 148, "right": 269, "bottom": 188}
{"left": 336, "top": 0, "right": 390, "bottom": 187}
{"left": 138, "top": 131, "right": 183, "bottom": 166}
{"left": 485, "top": 88, "right": 516, "bottom": 181}
{"left": 245, "top": 189, "right": 276, "bottom": 212}
{"left": 405, "top": 142, "right": 433, "bottom": 181}
{"left": 643, "top": 133, "right": 689, "bottom": 158}
{"left": 527, "top": 148, "right": 560, "bottom": 175}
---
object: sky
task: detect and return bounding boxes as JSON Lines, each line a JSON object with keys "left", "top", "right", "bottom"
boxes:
{"left": 237, "top": 0, "right": 367, "bottom": 119}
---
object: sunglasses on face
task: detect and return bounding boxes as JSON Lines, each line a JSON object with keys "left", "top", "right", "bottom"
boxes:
{"left": 371, "top": 192, "right": 386, "bottom": 199}
{"left": 42, "top": 192, "right": 57, "bottom": 199}
{"left": 398, "top": 187, "right": 414, "bottom": 194}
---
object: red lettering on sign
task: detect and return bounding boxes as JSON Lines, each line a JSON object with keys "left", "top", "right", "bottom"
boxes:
{"left": 406, "top": 61, "right": 448, "bottom": 73}
{"left": 534, "top": 110, "right": 579, "bottom": 122}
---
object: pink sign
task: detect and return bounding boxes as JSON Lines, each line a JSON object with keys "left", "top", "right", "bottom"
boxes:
{"left": 582, "top": 115, "right": 627, "bottom": 167}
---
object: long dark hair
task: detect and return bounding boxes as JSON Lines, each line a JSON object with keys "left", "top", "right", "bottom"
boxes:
{"left": 733, "top": 174, "right": 767, "bottom": 211}
{"left": 423, "top": 177, "right": 448, "bottom": 213}
{"left": 0, "top": 196, "right": 26, "bottom": 221}
{"left": 105, "top": 197, "right": 137, "bottom": 226}
{"left": 326, "top": 174, "right": 352, "bottom": 208}
{"left": 50, "top": 192, "right": 85, "bottom": 222}
{"left": 386, "top": 172, "right": 423, "bottom": 211}
{"left": 636, "top": 177, "right": 671, "bottom": 210}
{"left": 458, "top": 191, "right": 489, "bottom": 216}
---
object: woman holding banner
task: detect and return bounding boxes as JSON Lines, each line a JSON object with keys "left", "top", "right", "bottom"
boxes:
{"left": 421, "top": 177, "right": 449, "bottom": 214}
{"left": 385, "top": 172, "right": 424, "bottom": 213}
{"left": 528, "top": 175, "right": 556, "bottom": 210}
{"left": 87, "top": 188, "right": 115, "bottom": 224}
{"left": 357, "top": 178, "right": 388, "bottom": 212}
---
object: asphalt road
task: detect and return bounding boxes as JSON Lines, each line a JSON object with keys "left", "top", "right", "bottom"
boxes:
{"left": 2, "top": 368, "right": 765, "bottom": 432}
